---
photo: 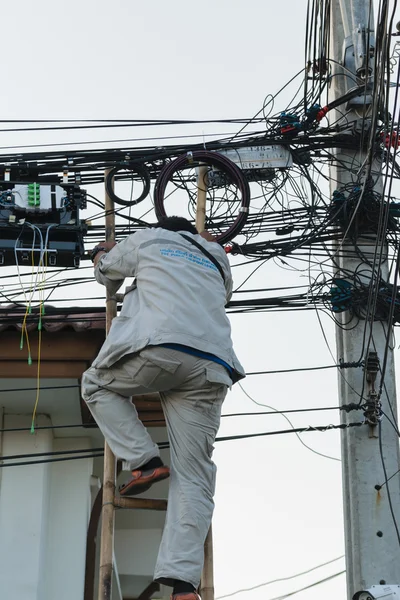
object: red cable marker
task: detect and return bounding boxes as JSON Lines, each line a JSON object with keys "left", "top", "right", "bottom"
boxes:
{"left": 383, "top": 132, "right": 400, "bottom": 149}
{"left": 316, "top": 106, "right": 329, "bottom": 122}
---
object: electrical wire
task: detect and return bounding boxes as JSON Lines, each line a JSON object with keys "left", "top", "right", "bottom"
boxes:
{"left": 247, "top": 570, "right": 345, "bottom": 600}
{"left": 238, "top": 382, "right": 342, "bottom": 461}
{"left": 0, "top": 405, "right": 352, "bottom": 434}
{"left": 0, "top": 421, "right": 363, "bottom": 467}
{"left": 215, "top": 554, "right": 344, "bottom": 599}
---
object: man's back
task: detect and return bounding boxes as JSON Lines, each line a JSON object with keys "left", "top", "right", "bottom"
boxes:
{"left": 93, "top": 227, "right": 244, "bottom": 379}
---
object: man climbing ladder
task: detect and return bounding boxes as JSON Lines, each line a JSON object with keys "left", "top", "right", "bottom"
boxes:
{"left": 82, "top": 216, "right": 245, "bottom": 599}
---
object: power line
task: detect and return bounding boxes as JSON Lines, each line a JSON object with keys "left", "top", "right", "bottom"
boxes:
{"left": 0, "top": 404, "right": 361, "bottom": 434}
{"left": 258, "top": 571, "right": 345, "bottom": 600}
{"left": 0, "top": 421, "right": 363, "bottom": 467}
{"left": 215, "top": 422, "right": 362, "bottom": 444}
{"left": 238, "top": 382, "right": 343, "bottom": 462}
{"left": 0, "top": 453, "right": 104, "bottom": 469}
{"left": 215, "top": 555, "right": 345, "bottom": 599}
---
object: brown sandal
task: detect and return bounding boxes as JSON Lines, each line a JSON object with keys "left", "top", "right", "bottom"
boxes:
{"left": 119, "top": 465, "right": 170, "bottom": 496}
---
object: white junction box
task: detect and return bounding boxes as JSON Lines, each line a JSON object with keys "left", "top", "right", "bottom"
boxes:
{"left": 217, "top": 145, "right": 293, "bottom": 170}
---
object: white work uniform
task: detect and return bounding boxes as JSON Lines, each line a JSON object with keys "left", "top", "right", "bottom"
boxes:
{"left": 81, "top": 228, "right": 245, "bottom": 588}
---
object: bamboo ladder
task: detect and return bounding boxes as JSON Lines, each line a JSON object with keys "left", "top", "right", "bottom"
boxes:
{"left": 97, "top": 168, "right": 215, "bottom": 600}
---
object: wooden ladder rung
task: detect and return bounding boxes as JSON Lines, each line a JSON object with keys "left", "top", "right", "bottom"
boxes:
{"left": 113, "top": 496, "right": 167, "bottom": 511}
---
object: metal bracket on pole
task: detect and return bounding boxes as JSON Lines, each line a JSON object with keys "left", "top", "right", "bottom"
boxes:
{"left": 342, "top": 28, "right": 375, "bottom": 95}
{"left": 353, "top": 25, "right": 375, "bottom": 78}
{"left": 339, "top": 0, "right": 375, "bottom": 80}
{"left": 353, "top": 585, "right": 400, "bottom": 600}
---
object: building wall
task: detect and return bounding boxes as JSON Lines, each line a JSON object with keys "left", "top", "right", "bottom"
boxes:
{"left": 0, "top": 407, "right": 169, "bottom": 600}
{"left": 42, "top": 437, "right": 93, "bottom": 600}
{"left": 0, "top": 415, "right": 53, "bottom": 599}
{"left": 0, "top": 414, "right": 93, "bottom": 600}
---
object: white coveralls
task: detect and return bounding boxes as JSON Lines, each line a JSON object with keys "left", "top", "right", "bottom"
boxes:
{"left": 81, "top": 227, "right": 245, "bottom": 588}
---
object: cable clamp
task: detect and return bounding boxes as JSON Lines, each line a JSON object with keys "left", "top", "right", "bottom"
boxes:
{"left": 187, "top": 151, "right": 194, "bottom": 164}
{"left": 239, "top": 207, "right": 249, "bottom": 213}
{"left": 338, "top": 359, "right": 364, "bottom": 369}
{"left": 340, "top": 402, "right": 362, "bottom": 413}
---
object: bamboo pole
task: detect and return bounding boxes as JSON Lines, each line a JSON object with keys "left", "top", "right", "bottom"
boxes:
{"left": 196, "top": 166, "right": 208, "bottom": 233}
{"left": 98, "top": 170, "right": 117, "bottom": 600}
{"left": 196, "top": 163, "right": 215, "bottom": 600}
{"left": 201, "top": 528, "right": 214, "bottom": 600}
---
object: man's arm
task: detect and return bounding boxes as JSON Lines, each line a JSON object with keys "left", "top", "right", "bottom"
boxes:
{"left": 92, "top": 234, "right": 141, "bottom": 295}
{"left": 92, "top": 241, "right": 117, "bottom": 267}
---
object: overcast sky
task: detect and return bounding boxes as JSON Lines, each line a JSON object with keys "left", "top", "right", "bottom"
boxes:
{"left": 2, "top": 1, "right": 398, "bottom": 600}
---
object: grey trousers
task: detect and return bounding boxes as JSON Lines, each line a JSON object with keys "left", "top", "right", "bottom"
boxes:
{"left": 81, "top": 346, "right": 230, "bottom": 588}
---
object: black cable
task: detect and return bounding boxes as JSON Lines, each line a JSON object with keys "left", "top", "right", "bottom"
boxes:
{"left": 0, "top": 361, "right": 362, "bottom": 398}
{"left": 1, "top": 446, "right": 102, "bottom": 461}
{"left": 0, "top": 454, "right": 105, "bottom": 468}
{"left": 0, "top": 421, "right": 363, "bottom": 467}
{"left": 0, "top": 405, "right": 351, "bottom": 434}
{"left": 105, "top": 163, "right": 151, "bottom": 206}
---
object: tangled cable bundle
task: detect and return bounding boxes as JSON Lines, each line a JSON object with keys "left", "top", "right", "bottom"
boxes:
{"left": 154, "top": 150, "right": 251, "bottom": 244}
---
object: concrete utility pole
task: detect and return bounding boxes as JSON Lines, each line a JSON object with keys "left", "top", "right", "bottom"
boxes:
{"left": 330, "top": 1, "right": 400, "bottom": 598}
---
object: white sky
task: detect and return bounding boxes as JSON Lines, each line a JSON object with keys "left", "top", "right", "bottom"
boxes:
{"left": 1, "top": 1, "right": 399, "bottom": 600}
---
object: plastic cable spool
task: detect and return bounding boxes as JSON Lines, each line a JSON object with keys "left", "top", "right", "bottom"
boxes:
{"left": 154, "top": 150, "right": 251, "bottom": 244}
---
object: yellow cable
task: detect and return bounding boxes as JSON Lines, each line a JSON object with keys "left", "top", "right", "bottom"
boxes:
{"left": 30, "top": 313, "right": 42, "bottom": 433}
{"left": 20, "top": 244, "right": 37, "bottom": 363}
{"left": 31, "top": 240, "right": 49, "bottom": 432}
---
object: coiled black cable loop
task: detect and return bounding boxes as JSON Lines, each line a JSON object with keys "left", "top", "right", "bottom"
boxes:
{"left": 105, "top": 162, "right": 151, "bottom": 207}
{"left": 154, "top": 150, "right": 251, "bottom": 244}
